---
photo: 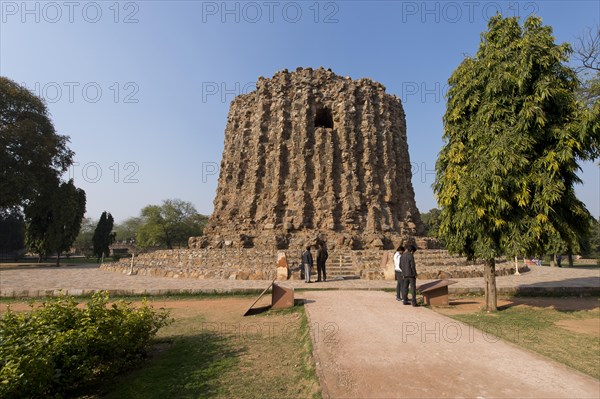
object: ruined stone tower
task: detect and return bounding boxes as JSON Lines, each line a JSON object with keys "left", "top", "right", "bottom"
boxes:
{"left": 192, "top": 67, "right": 425, "bottom": 250}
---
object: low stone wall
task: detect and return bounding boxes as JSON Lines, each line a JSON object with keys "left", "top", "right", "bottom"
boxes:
{"left": 419, "top": 264, "right": 529, "bottom": 279}
{"left": 101, "top": 248, "right": 291, "bottom": 280}
{"left": 100, "top": 248, "right": 528, "bottom": 281}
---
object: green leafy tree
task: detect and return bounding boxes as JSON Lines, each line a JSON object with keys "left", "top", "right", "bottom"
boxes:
{"left": 537, "top": 27, "right": 600, "bottom": 265}
{"left": 137, "top": 199, "right": 205, "bottom": 249}
{"left": 114, "top": 216, "right": 144, "bottom": 244}
{"left": 573, "top": 26, "right": 600, "bottom": 162}
{"left": 0, "top": 209, "right": 25, "bottom": 257}
{"left": 190, "top": 213, "right": 209, "bottom": 236}
{"left": 578, "top": 72, "right": 600, "bottom": 108}
{"left": 25, "top": 180, "right": 86, "bottom": 266}
{"left": 72, "top": 217, "right": 96, "bottom": 256}
{"left": 545, "top": 231, "right": 568, "bottom": 267}
{"left": 590, "top": 218, "right": 600, "bottom": 257}
{"left": 420, "top": 208, "right": 441, "bottom": 238}
{"left": 0, "top": 77, "right": 74, "bottom": 210}
{"left": 92, "top": 212, "right": 116, "bottom": 262}
{"left": 434, "top": 15, "right": 597, "bottom": 311}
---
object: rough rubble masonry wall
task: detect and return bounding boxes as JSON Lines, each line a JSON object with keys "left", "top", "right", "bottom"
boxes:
{"left": 191, "top": 67, "right": 426, "bottom": 251}
{"left": 101, "top": 249, "right": 522, "bottom": 281}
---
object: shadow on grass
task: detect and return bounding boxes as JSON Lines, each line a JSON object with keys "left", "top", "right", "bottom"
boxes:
{"left": 244, "top": 296, "right": 314, "bottom": 316}
{"left": 498, "top": 296, "right": 600, "bottom": 312}
{"left": 448, "top": 301, "right": 480, "bottom": 306}
{"left": 244, "top": 305, "right": 271, "bottom": 316}
{"left": 249, "top": 299, "right": 310, "bottom": 318}
{"left": 102, "top": 332, "right": 244, "bottom": 399}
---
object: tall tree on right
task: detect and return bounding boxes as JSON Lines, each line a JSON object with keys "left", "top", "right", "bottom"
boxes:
{"left": 434, "top": 15, "right": 598, "bottom": 311}
{"left": 92, "top": 212, "right": 115, "bottom": 262}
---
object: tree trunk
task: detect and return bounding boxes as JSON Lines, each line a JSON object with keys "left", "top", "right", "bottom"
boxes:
{"left": 550, "top": 254, "right": 556, "bottom": 267}
{"left": 56, "top": 253, "right": 60, "bottom": 267}
{"left": 568, "top": 253, "right": 574, "bottom": 267}
{"left": 484, "top": 258, "right": 497, "bottom": 311}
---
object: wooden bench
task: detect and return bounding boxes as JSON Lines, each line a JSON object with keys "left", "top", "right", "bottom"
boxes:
{"left": 418, "top": 279, "right": 457, "bottom": 307}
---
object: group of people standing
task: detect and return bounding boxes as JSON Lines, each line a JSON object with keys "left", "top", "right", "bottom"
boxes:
{"left": 300, "top": 241, "right": 419, "bottom": 305}
{"left": 301, "top": 243, "right": 328, "bottom": 283}
{"left": 393, "top": 245, "right": 419, "bottom": 306}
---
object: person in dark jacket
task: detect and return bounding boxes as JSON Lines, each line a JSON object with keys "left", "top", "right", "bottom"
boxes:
{"left": 400, "top": 245, "right": 418, "bottom": 306}
{"left": 316, "top": 242, "right": 328, "bottom": 282}
{"left": 302, "top": 246, "right": 313, "bottom": 283}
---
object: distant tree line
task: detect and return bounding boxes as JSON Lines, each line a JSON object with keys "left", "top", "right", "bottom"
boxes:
{"left": 73, "top": 200, "right": 209, "bottom": 257}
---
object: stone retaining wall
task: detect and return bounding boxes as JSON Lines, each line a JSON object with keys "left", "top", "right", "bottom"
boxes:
{"left": 101, "top": 249, "right": 286, "bottom": 281}
{"left": 101, "top": 248, "right": 527, "bottom": 281}
{"left": 356, "top": 250, "right": 524, "bottom": 280}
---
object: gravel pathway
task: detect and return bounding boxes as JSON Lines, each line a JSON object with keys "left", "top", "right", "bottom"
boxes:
{"left": 303, "top": 290, "right": 600, "bottom": 399}
{"left": 0, "top": 264, "right": 598, "bottom": 297}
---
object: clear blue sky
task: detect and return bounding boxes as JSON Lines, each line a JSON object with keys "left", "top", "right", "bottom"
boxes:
{"left": 2, "top": 0, "right": 599, "bottom": 222}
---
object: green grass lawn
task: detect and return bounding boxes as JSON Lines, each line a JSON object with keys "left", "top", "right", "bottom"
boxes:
{"left": 98, "top": 299, "right": 321, "bottom": 399}
{"left": 448, "top": 304, "right": 600, "bottom": 379}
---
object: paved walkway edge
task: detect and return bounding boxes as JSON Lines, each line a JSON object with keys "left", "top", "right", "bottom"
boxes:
{"left": 302, "top": 298, "right": 332, "bottom": 399}
{"left": 0, "top": 288, "right": 266, "bottom": 298}
{"left": 2, "top": 286, "right": 598, "bottom": 298}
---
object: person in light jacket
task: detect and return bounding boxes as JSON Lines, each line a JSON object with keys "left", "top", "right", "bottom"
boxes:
{"left": 393, "top": 246, "right": 405, "bottom": 301}
{"left": 302, "top": 246, "right": 313, "bottom": 283}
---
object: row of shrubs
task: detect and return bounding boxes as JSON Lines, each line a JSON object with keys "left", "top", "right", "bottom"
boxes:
{"left": 0, "top": 292, "right": 172, "bottom": 398}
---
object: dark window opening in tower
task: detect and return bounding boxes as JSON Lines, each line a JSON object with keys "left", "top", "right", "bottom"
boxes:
{"left": 315, "top": 107, "right": 333, "bottom": 129}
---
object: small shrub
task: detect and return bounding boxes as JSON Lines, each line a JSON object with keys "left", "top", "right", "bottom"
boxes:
{"left": 0, "top": 292, "right": 171, "bottom": 398}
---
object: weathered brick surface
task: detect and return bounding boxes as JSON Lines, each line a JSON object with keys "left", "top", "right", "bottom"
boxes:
{"left": 191, "top": 67, "right": 426, "bottom": 251}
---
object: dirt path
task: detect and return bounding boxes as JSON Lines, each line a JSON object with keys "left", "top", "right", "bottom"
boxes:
{"left": 303, "top": 290, "right": 600, "bottom": 399}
